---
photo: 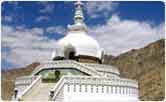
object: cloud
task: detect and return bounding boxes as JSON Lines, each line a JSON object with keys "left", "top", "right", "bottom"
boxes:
{"left": 46, "top": 26, "right": 66, "bottom": 35}
{"left": 89, "top": 15, "right": 165, "bottom": 56}
{"left": 2, "top": 16, "right": 164, "bottom": 68}
{"left": 2, "top": 25, "right": 58, "bottom": 68}
{"left": 6, "top": 1, "right": 19, "bottom": 5}
{"left": 35, "top": 16, "right": 49, "bottom": 22}
{"left": 85, "top": 1, "right": 118, "bottom": 18}
{"left": 31, "top": 28, "right": 44, "bottom": 35}
{"left": 38, "top": 2, "right": 55, "bottom": 13}
{"left": 3, "top": 15, "right": 13, "bottom": 23}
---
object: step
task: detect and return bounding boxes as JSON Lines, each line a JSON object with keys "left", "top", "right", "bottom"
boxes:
{"left": 23, "top": 83, "right": 55, "bottom": 101}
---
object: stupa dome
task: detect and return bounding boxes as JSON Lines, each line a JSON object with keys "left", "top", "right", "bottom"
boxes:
{"left": 57, "top": 30, "right": 102, "bottom": 59}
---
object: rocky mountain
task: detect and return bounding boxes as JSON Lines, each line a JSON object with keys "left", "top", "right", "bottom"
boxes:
{"left": 1, "top": 39, "right": 165, "bottom": 101}
{"left": 104, "top": 39, "right": 165, "bottom": 101}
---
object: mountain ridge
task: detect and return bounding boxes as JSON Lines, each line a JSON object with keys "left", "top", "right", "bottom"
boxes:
{"left": 103, "top": 39, "right": 165, "bottom": 100}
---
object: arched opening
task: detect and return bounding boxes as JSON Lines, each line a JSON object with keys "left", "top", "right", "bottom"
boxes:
{"left": 64, "top": 44, "right": 76, "bottom": 60}
{"left": 69, "top": 51, "right": 75, "bottom": 60}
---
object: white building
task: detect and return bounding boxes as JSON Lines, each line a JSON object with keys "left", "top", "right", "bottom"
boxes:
{"left": 13, "top": 1, "right": 139, "bottom": 102}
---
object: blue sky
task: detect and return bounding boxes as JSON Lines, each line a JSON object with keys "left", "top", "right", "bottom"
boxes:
{"left": 1, "top": 1, "right": 165, "bottom": 69}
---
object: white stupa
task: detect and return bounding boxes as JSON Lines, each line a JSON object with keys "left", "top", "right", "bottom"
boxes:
{"left": 52, "top": 1, "right": 103, "bottom": 61}
{"left": 13, "top": 1, "right": 139, "bottom": 102}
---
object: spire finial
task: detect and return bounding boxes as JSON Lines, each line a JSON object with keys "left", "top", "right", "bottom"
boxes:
{"left": 68, "top": 1, "right": 87, "bottom": 32}
{"left": 74, "top": 1, "right": 84, "bottom": 24}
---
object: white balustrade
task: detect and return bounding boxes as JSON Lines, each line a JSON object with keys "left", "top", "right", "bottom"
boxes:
{"left": 52, "top": 76, "right": 66, "bottom": 100}
{"left": 18, "top": 75, "right": 42, "bottom": 100}
{"left": 51, "top": 76, "right": 138, "bottom": 100}
{"left": 83, "top": 63, "right": 120, "bottom": 75}
{"left": 15, "top": 76, "right": 37, "bottom": 92}
{"left": 14, "top": 76, "right": 38, "bottom": 100}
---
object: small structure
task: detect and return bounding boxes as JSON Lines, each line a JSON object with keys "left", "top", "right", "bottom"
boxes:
{"left": 13, "top": 1, "right": 139, "bottom": 102}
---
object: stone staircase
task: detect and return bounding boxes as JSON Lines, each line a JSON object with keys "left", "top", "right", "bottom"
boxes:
{"left": 22, "top": 83, "right": 55, "bottom": 101}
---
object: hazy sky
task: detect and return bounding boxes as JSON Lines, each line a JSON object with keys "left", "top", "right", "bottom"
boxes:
{"left": 2, "top": 1, "right": 165, "bottom": 69}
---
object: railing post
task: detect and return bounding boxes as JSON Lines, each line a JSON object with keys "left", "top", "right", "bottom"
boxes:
{"left": 14, "top": 88, "right": 18, "bottom": 99}
{"left": 49, "top": 88, "right": 54, "bottom": 100}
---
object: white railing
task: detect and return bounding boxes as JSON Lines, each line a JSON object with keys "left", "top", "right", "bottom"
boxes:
{"left": 64, "top": 83, "right": 138, "bottom": 96}
{"left": 64, "top": 76, "right": 138, "bottom": 88}
{"left": 15, "top": 76, "right": 37, "bottom": 86}
{"left": 31, "top": 60, "right": 102, "bottom": 76}
{"left": 18, "top": 75, "right": 42, "bottom": 100}
{"left": 52, "top": 76, "right": 138, "bottom": 100}
{"left": 52, "top": 76, "right": 66, "bottom": 100}
{"left": 72, "top": 61, "right": 102, "bottom": 76}
{"left": 15, "top": 76, "right": 37, "bottom": 97}
{"left": 83, "top": 63, "right": 120, "bottom": 75}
